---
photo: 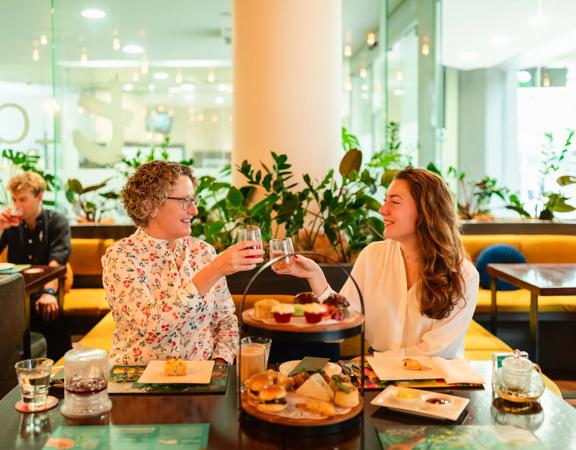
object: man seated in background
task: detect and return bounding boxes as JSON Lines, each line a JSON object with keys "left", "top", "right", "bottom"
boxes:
{"left": 0, "top": 172, "right": 71, "bottom": 360}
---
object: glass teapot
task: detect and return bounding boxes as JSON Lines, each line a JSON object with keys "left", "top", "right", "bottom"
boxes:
{"left": 60, "top": 346, "right": 112, "bottom": 418}
{"left": 494, "top": 350, "right": 545, "bottom": 403}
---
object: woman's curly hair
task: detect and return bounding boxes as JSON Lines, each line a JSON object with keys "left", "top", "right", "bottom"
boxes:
{"left": 121, "top": 160, "right": 196, "bottom": 227}
{"left": 394, "top": 167, "right": 465, "bottom": 320}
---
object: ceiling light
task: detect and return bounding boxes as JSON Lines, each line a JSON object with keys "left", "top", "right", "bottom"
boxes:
{"left": 153, "top": 72, "right": 169, "bottom": 80}
{"left": 207, "top": 70, "right": 216, "bottom": 83}
{"left": 517, "top": 71, "right": 532, "bottom": 83}
{"left": 175, "top": 71, "right": 183, "bottom": 83}
{"left": 40, "top": 35, "right": 48, "bottom": 46}
{"left": 122, "top": 44, "right": 144, "bottom": 55}
{"left": 148, "top": 84, "right": 155, "bottom": 92}
{"left": 218, "top": 84, "right": 228, "bottom": 92}
{"left": 81, "top": 9, "right": 106, "bottom": 19}
{"left": 359, "top": 67, "right": 368, "bottom": 78}
{"left": 344, "top": 45, "right": 352, "bottom": 57}
{"left": 181, "top": 83, "right": 195, "bottom": 92}
{"left": 132, "top": 71, "right": 140, "bottom": 82}
{"left": 168, "top": 87, "right": 180, "bottom": 94}
{"left": 215, "top": 96, "right": 224, "bottom": 104}
{"left": 393, "top": 89, "right": 404, "bottom": 96}
{"left": 185, "top": 95, "right": 194, "bottom": 102}
{"left": 32, "top": 48, "right": 39, "bottom": 61}
{"left": 123, "top": 84, "right": 133, "bottom": 92}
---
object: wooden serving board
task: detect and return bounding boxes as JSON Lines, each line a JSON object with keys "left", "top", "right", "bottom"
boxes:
{"left": 241, "top": 392, "right": 364, "bottom": 427}
{"left": 242, "top": 309, "right": 364, "bottom": 333}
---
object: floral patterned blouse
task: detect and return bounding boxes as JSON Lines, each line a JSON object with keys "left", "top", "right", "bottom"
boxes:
{"left": 102, "top": 227, "right": 239, "bottom": 365}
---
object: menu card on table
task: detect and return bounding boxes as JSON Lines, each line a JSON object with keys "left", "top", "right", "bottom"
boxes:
{"left": 44, "top": 424, "right": 209, "bottom": 450}
{"left": 376, "top": 425, "right": 544, "bottom": 449}
{"left": 108, "top": 364, "right": 229, "bottom": 394}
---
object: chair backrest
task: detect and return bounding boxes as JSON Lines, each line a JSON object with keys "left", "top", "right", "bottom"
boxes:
{"left": 0, "top": 273, "right": 27, "bottom": 399}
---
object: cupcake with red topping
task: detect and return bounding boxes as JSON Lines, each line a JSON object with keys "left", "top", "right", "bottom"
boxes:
{"left": 271, "top": 304, "right": 294, "bottom": 323}
{"left": 303, "top": 303, "right": 325, "bottom": 324}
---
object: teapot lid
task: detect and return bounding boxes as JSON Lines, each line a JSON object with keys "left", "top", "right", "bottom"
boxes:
{"left": 64, "top": 345, "right": 107, "bottom": 362}
{"left": 502, "top": 349, "right": 531, "bottom": 371}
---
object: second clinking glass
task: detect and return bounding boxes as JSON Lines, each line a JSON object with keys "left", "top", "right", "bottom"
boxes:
{"left": 269, "top": 238, "right": 294, "bottom": 270}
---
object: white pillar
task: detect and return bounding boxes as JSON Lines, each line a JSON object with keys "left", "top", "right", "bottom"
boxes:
{"left": 232, "top": 0, "right": 342, "bottom": 186}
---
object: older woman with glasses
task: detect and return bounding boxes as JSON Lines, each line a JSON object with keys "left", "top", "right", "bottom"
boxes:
{"left": 102, "top": 160, "right": 263, "bottom": 365}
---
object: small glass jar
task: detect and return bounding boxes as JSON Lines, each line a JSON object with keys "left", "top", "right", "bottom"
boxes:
{"left": 60, "top": 346, "right": 112, "bottom": 418}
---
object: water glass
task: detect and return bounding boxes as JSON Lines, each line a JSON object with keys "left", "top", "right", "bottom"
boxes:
{"left": 14, "top": 358, "right": 53, "bottom": 411}
{"left": 269, "top": 238, "right": 294, "bottom": 269}
{"left": 237, "top": 226, "right": 263, "bottom": 256}
{"left": 239, "top": 336, "right": 272, "bottom": 384}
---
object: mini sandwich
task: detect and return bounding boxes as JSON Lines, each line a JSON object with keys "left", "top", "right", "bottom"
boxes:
{"left": 295, "top": 373, "right": 334, "bottom": 402}
{"left": 256, "top": 384, "right": 288, "bottom": 413}
{"left": 245, "top": 372, "right": 274, "bottom": 401}
{"left": 330, "top": 375, "right": 360, "bottom": 408}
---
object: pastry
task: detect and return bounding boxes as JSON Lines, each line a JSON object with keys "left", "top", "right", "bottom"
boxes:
{"left": 294, "top": 292, "right": 319, "bottom": 304}
{"left": 271, "top": 303, "right": 294, "bottom": 323}
{"left": 403, "top": 358, "right": 431, "bottom": 371}
{"left": 254, "top": 299, "right": 280, "bottom": 319}
{"left": 303, "top": 303, "right": 325, "bottom": 324}
{"left": 164, "top": 359, "right": 186, "bottom": 376}
{"left": 296, "top": 397, "right": 336, "bottom": 417}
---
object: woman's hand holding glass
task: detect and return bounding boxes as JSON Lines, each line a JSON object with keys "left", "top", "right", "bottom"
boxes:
{"left": 270, "top": 251, "right": 329, "bottom": 296}
{"left": 269, "top": 238, "right": 294, "bottom": 270}
{"left": 213, "top": 240, "right": 264, "bottom": 276}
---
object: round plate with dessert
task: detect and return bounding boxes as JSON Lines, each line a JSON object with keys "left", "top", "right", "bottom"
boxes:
{"left": 242, "top": 293, "right": 364, "bottom": 333}
{"left": 241, "top": 369, "right": 364, "bottom": 426}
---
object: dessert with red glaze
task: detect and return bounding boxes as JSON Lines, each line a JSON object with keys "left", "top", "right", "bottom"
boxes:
{"left": 323, "top": 293, "right": 350, "bottom": 321}
{"left": 294, "top": 291, "right": 319, "bottom": 304}
{"left": 271, "top": 304, "right": 294, "bottom": 323}
{"left": 303, "top": 303, "right": 325, "bottom": 324}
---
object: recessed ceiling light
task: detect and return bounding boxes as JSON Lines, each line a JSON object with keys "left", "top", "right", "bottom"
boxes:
{"left": 148, "top": 84, "right": 155, "bottom": 92}
{"left": 215, "top": 96, "right": 224, "bottom": 104}
{"left": 153, "top": 72, "right": 169, "bottom": 80}
{"left": 123, "top": 84, "right": 133, "bottom": 92}
{"left": 122, "top": 44, "right": 144, "bottom": 55}
{"left": 81, "top": 9, "right": 106, "bottom": 19}
{"left": 517, "top": 71, "right": 532, "bottom": 83}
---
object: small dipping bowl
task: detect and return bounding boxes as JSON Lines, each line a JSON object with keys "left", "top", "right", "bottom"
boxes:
{"left": 419, "top": 393, "right": 454, "bottom": 411}
{"left": 391, "top": 387, "right": 421, "bottom": 407}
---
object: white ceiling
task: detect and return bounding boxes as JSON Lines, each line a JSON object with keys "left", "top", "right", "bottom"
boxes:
{"left": 442, "top": 0, "right": 576, "bottom": 70}
{"left": 2, "top": 0, "right": 576, "bottom": 94}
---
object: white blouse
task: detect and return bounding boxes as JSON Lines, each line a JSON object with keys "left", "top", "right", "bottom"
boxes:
{"left": 337, "top": 240, "right": 478, "bottom": 359}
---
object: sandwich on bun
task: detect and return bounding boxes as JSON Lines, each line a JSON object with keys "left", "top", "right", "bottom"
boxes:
{"left": 256, "top": 384, "right": 288, "bottom": 413}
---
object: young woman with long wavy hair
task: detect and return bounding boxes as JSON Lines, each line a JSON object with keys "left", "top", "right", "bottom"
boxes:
{"left": 274, "top": 167, "right": 479, "bottom": 358}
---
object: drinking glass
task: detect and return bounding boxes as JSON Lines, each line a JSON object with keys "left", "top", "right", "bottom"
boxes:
{"left": 239, "top": 336, "right": 272, "bottom": 384}
{"left": 9, "top": 206, "right": 23, "bottom": 221}
{"left": 14, "top": 358, "right": 54, "bottom": 411}
{"left": 237, "top": 226, "right": 263, "bottom": 258}
{"left": 269, "top": 238, "right": 294, "bottom": 270}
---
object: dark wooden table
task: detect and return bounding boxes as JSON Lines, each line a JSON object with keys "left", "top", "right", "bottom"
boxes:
{"left": 20, "top": 266, "right": 66, "bottom": 359}
{"left": 0, "top": 361, "right": 574, "bottom": 449}
{"left": 487, "top": 263, "right": 576, "bottom": 362}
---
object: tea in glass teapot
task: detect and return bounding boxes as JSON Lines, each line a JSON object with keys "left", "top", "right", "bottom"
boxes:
{"left": 494, "top": 350, "right": 545, "bottom": 403}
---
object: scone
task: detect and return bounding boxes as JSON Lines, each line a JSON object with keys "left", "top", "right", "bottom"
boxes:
{"left": 254, "top": 299, "right": 280, "bottom": 319}
{"left": 164, "top": 359, "right": 187, "bottom": 376}
{"left": 403, "top": 358, "right": 431, "bottom": 371}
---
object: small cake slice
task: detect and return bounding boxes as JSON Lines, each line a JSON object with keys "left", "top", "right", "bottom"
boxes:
{"left": 164, "top": 359, "right": 187, "bottom": 376}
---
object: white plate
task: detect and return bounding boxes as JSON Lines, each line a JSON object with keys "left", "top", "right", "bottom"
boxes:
{"left": 137, "top": 360, "right": 214, "bottom": 384}
{"left": 278, "top": 360, "right": 342, "bottom": 377}
{"left": 366, "top": 356, "right": 445, "bottom": 381}
{"left": 0, "top": 262, "right": 14, "bottom": 271}
{"left": 371, "top": 385, "right": 469, "bottom": 421}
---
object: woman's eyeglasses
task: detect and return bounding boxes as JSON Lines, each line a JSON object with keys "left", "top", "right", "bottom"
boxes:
{"left": 166, "top": 194, "right": 201, "bottom": 210}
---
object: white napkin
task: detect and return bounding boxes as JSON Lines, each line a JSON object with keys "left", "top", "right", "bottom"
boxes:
{"left": 432, "top": 357, "right": 485, "bottom": 385}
